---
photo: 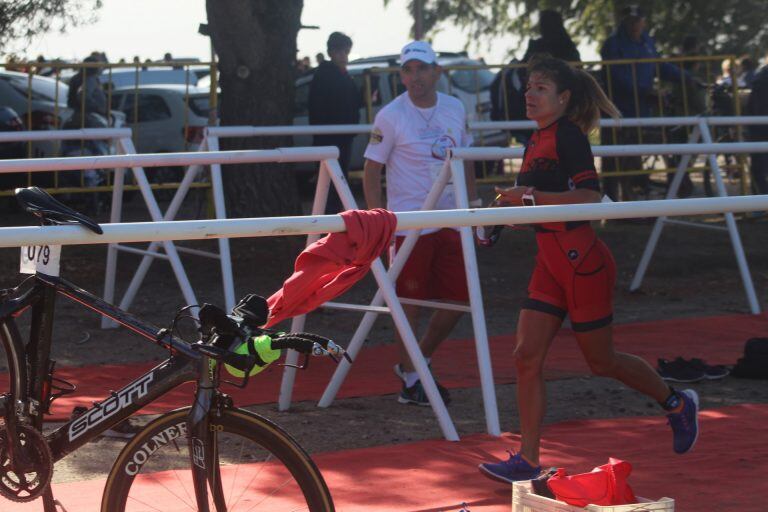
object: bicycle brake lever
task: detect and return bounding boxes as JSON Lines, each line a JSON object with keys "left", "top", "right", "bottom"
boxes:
{"left": 279, "top": 352, "right": 310, "bottom": 370}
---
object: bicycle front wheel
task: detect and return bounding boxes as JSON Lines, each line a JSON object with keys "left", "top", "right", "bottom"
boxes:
{"left": 102, "top": 407, "right": 334, "bottom": 512}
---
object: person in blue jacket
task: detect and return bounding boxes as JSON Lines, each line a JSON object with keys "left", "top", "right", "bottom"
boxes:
{"left": 600, "top": 5, "right": 698, "bottom": 200}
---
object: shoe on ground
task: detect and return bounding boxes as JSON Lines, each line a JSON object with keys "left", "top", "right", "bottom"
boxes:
{"left": 478, "top": 451, "right": 542, "bottom": 484}
{"left": 394, "top": 363, "right": 451, "bottom": 405}
{"left": 667, "top": 389, "right": 700, "bottom": 454}
{"left": 657, "top": 358, "right": 705, "bottom": 383}
{"left": 397, "top": 379, "right": 451, "bottom": 406}
{"left": 687, "top": 358, "right": 730, "bottom": 380}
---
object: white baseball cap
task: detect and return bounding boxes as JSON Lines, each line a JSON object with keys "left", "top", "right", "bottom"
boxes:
{"left": 400, "top": 40, "right": 437, "bottom": 66}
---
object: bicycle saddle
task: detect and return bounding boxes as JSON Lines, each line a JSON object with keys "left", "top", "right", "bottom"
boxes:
{"left": 15, "top": 187, "right": 103, "bottom": 235}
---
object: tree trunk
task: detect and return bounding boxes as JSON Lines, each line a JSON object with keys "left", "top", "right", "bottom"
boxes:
{"left": 206, "top": 0, "right": 303, "bottom": 217}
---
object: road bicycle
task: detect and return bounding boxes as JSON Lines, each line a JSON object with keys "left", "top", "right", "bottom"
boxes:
{"left": 0, "top": 186, "right": 344, "bottom": 511}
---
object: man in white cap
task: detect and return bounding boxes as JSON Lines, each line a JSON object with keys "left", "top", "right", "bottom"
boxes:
{"left": 363, "top": 40, "right": 478, "bottom": 406}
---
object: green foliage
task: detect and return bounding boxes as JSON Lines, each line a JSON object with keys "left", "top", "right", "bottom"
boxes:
{"left": 388, "top": 0, "right": 768, "bottom": 60}
{"left": 0, "top": 0, "right": 102, "bottom": 52}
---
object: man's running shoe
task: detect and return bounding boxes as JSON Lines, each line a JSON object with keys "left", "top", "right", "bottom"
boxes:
{"left": 667, "top": 389, "right": 700, "bottom": 454}
{"left": 394, "top": 363, "right": 451, "bottom": 405}
{"left": 478, "top": 451, "right": 542, "bottom": 484}
{"left": 398, "top": 379, "right": 451, "bottom": 406}
{"left": 687, "top": 358, "right": 730, "bottom": 380}
{"left": 657, "top": 358, "right": 705, "bottom": 383}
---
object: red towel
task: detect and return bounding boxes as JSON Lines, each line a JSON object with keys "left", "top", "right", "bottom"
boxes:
{"left": 265, "top": 208, "right": 397, "bottom": 327}
{"left": 547, "top": 457, "right": 637, "bottom": 507}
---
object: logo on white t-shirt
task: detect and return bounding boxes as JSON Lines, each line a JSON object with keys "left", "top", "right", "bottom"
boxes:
{"left": 431, "top": 134, "right": 457, "bottom": 160}
{"left": 370, "top": 127, "right": 383, "bottom": 145}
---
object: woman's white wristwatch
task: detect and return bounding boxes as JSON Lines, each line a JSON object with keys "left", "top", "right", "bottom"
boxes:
{"left": 522, "top": 186, "right": 536, "bottom": 206}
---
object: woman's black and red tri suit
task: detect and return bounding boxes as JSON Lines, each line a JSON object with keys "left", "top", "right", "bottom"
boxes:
{"left": 516, "top": 117, "right": 616, "bottom": 332}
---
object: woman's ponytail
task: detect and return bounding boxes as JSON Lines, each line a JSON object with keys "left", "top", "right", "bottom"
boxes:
{"left": 567, "top": 68, "right": 620, "bottom": 133}
{"left": 527, "top": 55, "right": 620, "bottom": 133}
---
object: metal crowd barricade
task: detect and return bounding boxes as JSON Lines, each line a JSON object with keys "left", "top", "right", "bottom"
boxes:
{"left": 0, "top": 144, "right": 467, "bottom": 441}
{"left": 449, "top": 130, "right": 768, "bottom": 314}
{"left": 2, "top": 194, "right": 767, "bottom": 440}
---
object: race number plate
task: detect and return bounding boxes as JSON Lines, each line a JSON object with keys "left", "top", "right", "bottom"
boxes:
{"left": 20, "top": 245, "right": 61, "bottom": 276}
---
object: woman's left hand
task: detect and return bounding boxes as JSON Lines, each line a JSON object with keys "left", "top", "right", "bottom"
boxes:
{"left": 494, "top": 186, "right": 525, "bottom": 207}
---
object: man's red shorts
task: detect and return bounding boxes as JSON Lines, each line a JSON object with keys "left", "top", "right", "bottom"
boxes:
{"left": 393, "top": 228, "right": 468, "bottom": 302}
{"left": 523, "top": 224, "right": 616, "bottom": 332}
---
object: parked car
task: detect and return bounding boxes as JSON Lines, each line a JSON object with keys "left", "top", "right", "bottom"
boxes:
{"left": 101, "top": 66, "right": 209, "bottom": 90}
{"left": 0, "top": 69, "right": 72, "bottom": 157}
{"left": 110, "top": 84, "right": 211, "bottom": 195}
{"left": 293, "top": 52, "right": 506, "bottom": 172}
{"left": 110, "top": 84, "right": 210, "bottom": 153}
{"left": 0, "top": 106, "right": 25, "bottom": 160}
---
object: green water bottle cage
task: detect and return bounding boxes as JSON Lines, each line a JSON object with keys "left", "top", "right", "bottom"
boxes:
{"left": 225, "top": 334, "right": 281, "bottom": 378}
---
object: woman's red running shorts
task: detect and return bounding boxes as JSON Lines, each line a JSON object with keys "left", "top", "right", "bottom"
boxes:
{"left": 523, "top": 224, "right": 616, "bottom": 332}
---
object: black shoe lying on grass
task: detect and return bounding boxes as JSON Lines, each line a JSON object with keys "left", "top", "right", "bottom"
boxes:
{"left": 657, "top": 357, "right": 730, "bottom": 383}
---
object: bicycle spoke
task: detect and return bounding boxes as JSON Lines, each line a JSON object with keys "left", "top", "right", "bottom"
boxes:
{"left": 242, "top": 476, "right": 309, "bottom": 512}
{"left": 133, "top": 470, "right": 196, "bottom": 510}
{"left": 230, "top": 452, "right": 273, "bottom": 508}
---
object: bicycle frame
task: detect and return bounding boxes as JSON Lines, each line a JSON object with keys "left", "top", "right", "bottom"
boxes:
{"left": 0, "top": 271, "right": 223, "bottom": 509}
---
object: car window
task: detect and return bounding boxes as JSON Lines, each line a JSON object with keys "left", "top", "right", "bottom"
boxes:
{"left": 122, "top": 94, "right": 172, "bottom": 122}
{"left": 188, "top": 95, "right": 210, "bottom": 118}
{"left": 105, "top": 69, "right": 198, "bottom": 88}
{"left": 448, "top": 67, "right": 495, "bottom": 92}
{"left": 0, "top": 75, "right": 68, "bottom": 104}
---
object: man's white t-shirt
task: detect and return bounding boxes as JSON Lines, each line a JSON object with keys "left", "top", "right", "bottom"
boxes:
{"left": 364, "top": 92, "right": 473, "bottom": 234}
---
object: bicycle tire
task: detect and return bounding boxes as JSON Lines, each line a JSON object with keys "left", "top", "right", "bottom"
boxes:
{"left": 0, "top": 318, "right": 26, "bottom": 407}
{"left": 101, "top": 407, "right": 334, "bottom": 512}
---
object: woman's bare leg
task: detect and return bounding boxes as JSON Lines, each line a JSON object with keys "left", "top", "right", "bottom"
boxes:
{"left": 575, "top": 324, "right": 670, "bottom": 403}
{"left": 515, "top": 309, "right": 563, "bottom": 465}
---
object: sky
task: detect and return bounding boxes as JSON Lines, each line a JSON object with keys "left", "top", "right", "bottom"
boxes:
{"left": 13, "top": 0, "right": 599, "bottom": 65}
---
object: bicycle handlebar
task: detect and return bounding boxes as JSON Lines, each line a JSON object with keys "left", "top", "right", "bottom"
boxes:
{"left": 194, "top": 330, "right": 350, "bottom": 376}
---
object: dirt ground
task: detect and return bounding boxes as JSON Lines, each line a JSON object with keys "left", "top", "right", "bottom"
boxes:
{"left": 1, "top": 183, "right": 768, "bottom": 486}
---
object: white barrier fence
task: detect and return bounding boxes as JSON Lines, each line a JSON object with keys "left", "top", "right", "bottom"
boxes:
{"left": 205, "top": 116, "right": 768, "bottom": 139}
{"left": 0, "top": 127, "right": 132, "bottom": 143}
{"left": 3, "top": 186, "right": 767, "bottom": 439}
{"left": 3, "top": 118, "right": 767, "bottom": 438}
{"left": 2, "top": 195, "right": 766, "bottom": 247}
{"left": 449, "top": 118, "right": 768, "bottom": 315}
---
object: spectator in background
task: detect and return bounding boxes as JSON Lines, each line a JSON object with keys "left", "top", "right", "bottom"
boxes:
{"left": 67, "top": 54, "right": 107, "bottom": 122}
{"left": 717, "top": 58, "right": 744, "bottom": 88}
{"left": 522, "top": 10, "right": 580, "bottom": 63}
{"left": 600, "top": 5, "right": 698, "bottom": 201}
{"left": 315, "top": 52, "right": 326, "bottom": 66}
{"left": 164, "top": 52, "right": 182, "bottom": 69}
{"left": 740, "top": 56, "right": 758, "bottom": 88}
{"left": 747, "top": 58, "right": 768, "bottom": 195}
{"left": 363, "top": 40, "right": 478, "bottom": 407}
{"left": 309, "top": 32, "right": 362, "bottom": 213}
{"left": 490, "top": 9, "right": 580, "bottom": 151}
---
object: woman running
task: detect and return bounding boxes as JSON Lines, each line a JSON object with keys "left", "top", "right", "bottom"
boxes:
{"left": 478, "top": 55, "right": 700, "bottom": 484}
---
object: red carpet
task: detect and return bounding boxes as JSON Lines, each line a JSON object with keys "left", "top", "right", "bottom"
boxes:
{"left": 7, "top": 404, "right": 767, "bottom": 511}
{"left": 1, "top": 313, "right": 765, "bottom": 420}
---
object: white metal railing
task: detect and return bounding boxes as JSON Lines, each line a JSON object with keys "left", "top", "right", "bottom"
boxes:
{"left": 2, "top": 195, "right": 766, "bottom": 248}
{"left": 447, "top": 118, "right": 768, "bottom": 315}
{"left": 206, "top": 116, "right": 768, "bottom": 139}
{"left": 0, "top": 127, "right": 132, "bottom": 143}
